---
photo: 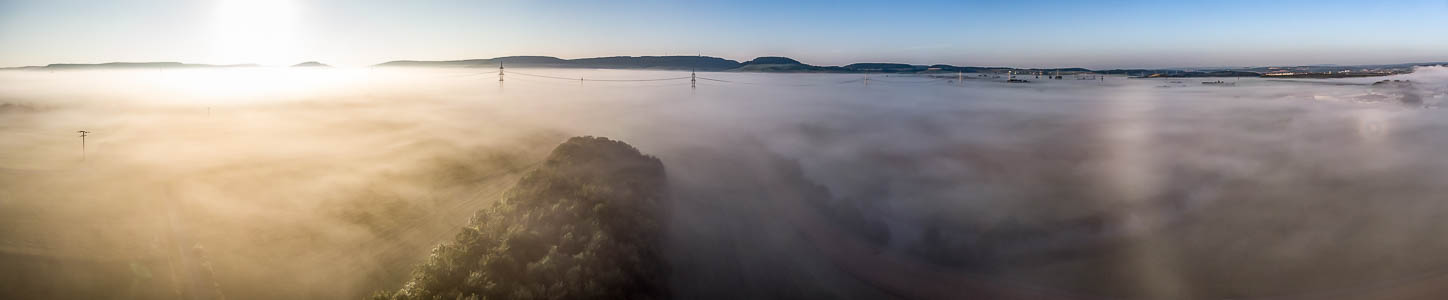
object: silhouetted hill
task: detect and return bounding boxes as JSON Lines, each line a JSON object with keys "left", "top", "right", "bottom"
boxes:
{"left": 0, "top": 62, "right": 259, "bottom": 70}
{"left": 290, "top": 61, "right": 331, "bottom": 67}
{"left": 377, "top": 56, "right": 741, "bottom": 71}
{"left": 10, "top": 56, "right": 1438, "bottom": 78}
{"left": 743, "top": 57, "right": 803, "bottom": 65}
{"left": 1096, "top": 69, "right": 1185, "bottom": 76}
{"left": 732, "top": 64, "right": 831, "bottom": 72}
{"left": 375, "top": 136, "right": 668, "bottom": 300}
{"left": 1029, "top": 67, "right": 1091, "bottom": 73}
{"left": 366, "top": 55, "right": 1444, "bottom": 77}
{"left": 1096, "top": 69, "right": 1263, "bottom": 77}
{"left": 842, "top": 63, "right": 924, "bottom": 72}
{"left": 493, "top": 56, "right": 572, "bottom": 66}
{"left": 731, "top": 56, "right": 833, "bottom": 72}
{"left": 570, "top": 56, "right": 740, "bottom": 70}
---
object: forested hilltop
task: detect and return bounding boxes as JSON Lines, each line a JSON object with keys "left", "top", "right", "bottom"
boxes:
{"left": 374, "top": 137, "right": 669, "bottom": 300}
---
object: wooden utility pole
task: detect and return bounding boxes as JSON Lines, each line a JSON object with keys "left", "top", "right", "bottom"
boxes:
{"left": 77, "top": 130, "right": 90, "bottom": 161}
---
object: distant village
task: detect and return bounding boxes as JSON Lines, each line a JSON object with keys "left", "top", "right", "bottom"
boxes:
{"left": 1255, "top": 66, "right": 1409, "bottom": 78}
{"left": 1130, "top": 63, "right": 1434, "bottom": 79}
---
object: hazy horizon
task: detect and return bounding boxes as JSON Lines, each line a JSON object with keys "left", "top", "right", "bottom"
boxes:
{"left": 5, "top": 66, "right": 1448, "bottom": 299}
{"left": 6, "top": 54, "right": 1448, "bottom": 71}
{"left": 3, "top": 0, "right": 1447, "bottom": 69}
{"left": 9, "top": 2, "right": 1448, "bottom": 300}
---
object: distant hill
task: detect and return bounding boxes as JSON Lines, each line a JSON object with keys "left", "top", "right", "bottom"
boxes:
{"left": 743, "top": 56, "right": 803, "bottom": 65}
{"left": 377, "top": 55, "right": 1114, "bottom": 74}
{"left": 732, "top": 56, "right": 830, "bottom": 72}
{"left": 375, "top": 136, "right": 669, "bottom": 300}
{"left": 731, "top": 64, "right": 837, "bottom": 72}
{"left": 0, "top": 62, "right": 259, "bottom": 70}
{"left": 377, "top": 55, "right": 741, "bottom": 71}
{"left": 1097, "top": 69, "right": 1262, "bottom": 77}
{"left": 290, "top": 61, "right": 331, "bottom": 67}
{"left": 9, "top": 56, "right": 1442, "bottom": 78}
{"left": 570, "top": 56, "right": 740, "bottom": 70}
{"left": 842, "top": 63, "right": 924, "bottom": 72}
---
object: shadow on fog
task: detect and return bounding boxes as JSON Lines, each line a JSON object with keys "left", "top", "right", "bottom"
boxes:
{"left": 2, "top": 66, "right": 1448, "bottom": 299}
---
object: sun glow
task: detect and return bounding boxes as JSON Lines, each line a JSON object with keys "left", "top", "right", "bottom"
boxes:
{"left": 145, "top": 68, "right": 374, "bottom": 103}
{"left": 211, "top": 0, "right": 301, "bottom": 66}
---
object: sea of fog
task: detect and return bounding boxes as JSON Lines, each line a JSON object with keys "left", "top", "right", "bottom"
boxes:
{"left": 2, "top": 67, "right": 1448, "bottom": 299}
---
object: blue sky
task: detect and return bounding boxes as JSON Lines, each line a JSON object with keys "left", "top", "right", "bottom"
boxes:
{"left": 2, "top": 0, "right": 1446, "bottom": 68}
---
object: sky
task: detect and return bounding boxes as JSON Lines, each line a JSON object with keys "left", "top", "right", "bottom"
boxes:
{"left": 1, "top": 0, "right": 1447, "bottom": 69}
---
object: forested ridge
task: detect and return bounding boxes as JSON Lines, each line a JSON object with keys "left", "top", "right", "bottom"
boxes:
{"left": 375, "top": 137, "right": 668, "bottom": 300}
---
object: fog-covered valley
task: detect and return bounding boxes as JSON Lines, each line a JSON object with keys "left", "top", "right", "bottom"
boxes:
{"left": 4, "top": 67, "right": 1448, "bottom": 300}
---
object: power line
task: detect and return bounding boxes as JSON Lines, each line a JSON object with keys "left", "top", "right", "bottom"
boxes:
{"left": 695, "top": 76, "right": 891, "bottom": 87}
{"left": 694, "top": 77, "right": 737, "bottom": 83}
{"left": 506, "top": 71, "right": 692, "bottom": 82}
{"left": 505, "top": 74, "right": 692, "bottom": 88}
{"left": 469, "top": 68, "right": 958, "bottom": 87}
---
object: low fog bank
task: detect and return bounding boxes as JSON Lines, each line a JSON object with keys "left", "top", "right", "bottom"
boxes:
{"left": 3, "top": 67, "right": 1448, "bottom": 299}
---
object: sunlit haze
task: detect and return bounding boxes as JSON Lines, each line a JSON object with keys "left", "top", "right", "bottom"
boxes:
{"left": 5, "top": 2, "right": 1448, "bottom": 300}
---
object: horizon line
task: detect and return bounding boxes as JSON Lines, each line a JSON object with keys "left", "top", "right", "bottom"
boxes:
{"left": 5, "top": 55, "right": 1448, "bottom": 71}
